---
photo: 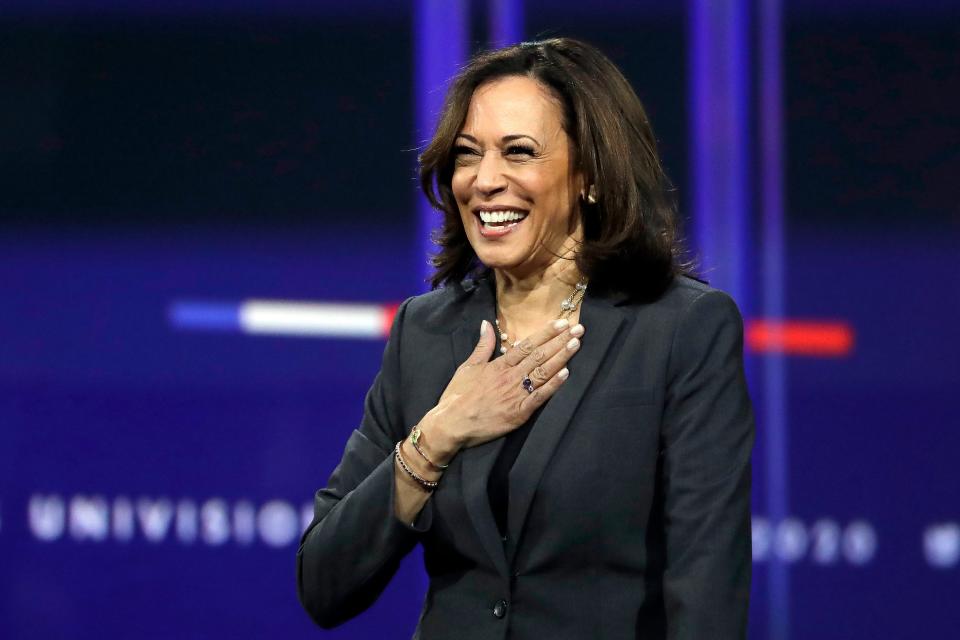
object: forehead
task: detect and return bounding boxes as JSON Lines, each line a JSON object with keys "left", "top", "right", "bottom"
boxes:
{"left": 460, "top": 76, "right": 565, "bottom": 139}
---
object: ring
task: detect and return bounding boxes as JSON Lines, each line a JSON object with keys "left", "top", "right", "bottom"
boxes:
{"left": 521, "top": 376, "right": 535, "bottom": 394}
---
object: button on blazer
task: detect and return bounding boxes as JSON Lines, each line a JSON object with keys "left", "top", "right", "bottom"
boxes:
{"left": 297, "top": 274, "right": 755, "bottom": 639}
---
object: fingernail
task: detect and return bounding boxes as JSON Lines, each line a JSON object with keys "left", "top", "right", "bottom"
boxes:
{"left": 480, "top": 320, "right": 489, "bottom": 336}
{"left": 558, "top": 368, "right": 569, "bottom": 380}
{"left": 570, "top": 324, "right": 584, "bottom": 337}
{"left": 566, "top": 338, "right": 580, "bottom": 350}
{"left": 553, "top": 319, "right": 569, "bottom": 331}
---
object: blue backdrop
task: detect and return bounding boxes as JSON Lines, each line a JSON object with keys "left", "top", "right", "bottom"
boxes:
{"left": 1, "top": 1, "right": 957, "bottom": 638}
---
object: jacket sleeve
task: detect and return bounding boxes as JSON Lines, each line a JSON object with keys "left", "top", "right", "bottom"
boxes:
{"left": 660, "top": 290, "right": 755, "bottom": 639}
{"left": 296, "top": 297, "right": 433, "bottom": 629}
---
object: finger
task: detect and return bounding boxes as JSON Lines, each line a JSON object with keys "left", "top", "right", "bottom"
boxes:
{"left": 515, "top": 323, "right": 584, "bottom": 377}
{"left": 519, "top": 367, "right": 569, "bottom": 414}
{"left": 502, "top": 318, "right": 571, "bottom": 367}
{"left": 523, "top": 330, "right": 581, "bottom": 387}
{"left": 465, "top": 319, "right": 496, "bottom": 366}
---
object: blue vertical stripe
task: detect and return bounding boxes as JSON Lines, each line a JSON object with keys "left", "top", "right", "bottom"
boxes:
{"left": 689, "top": 0, "right": 749, "bottom": 308}
{"left": 690, "top": 1, "right": 790, "bottom": 635}
{"left": 415, "top": 0, "right": 469, "bottom": 291}
{"left": 488, "top": 0, "right": 524, "bottom": 49}
{"left": 759, "top": 0, "right": 790, "bottom": 637}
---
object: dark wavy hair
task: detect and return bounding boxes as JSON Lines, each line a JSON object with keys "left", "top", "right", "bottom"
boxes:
{"left": 419, "top": 37, "right": 691, "bottom": 299}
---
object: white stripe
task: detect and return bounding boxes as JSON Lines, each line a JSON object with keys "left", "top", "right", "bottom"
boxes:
{"left": 239, "top": 300, "right": 386, "bottom": 338}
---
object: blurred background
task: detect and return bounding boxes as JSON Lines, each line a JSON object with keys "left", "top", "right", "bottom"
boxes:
{"left": 1, "top": 0, "right": 957, "bottom": 638}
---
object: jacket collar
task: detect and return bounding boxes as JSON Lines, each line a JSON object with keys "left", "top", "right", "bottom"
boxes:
{"left": 450, "top": 273, "right": 627, "bottom": 577}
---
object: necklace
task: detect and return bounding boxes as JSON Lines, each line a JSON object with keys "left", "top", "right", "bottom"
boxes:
{"left": 494, "top": 278, "right": 587, "bottom": 355}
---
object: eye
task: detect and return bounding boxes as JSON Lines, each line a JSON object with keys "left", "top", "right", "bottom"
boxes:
{"left": 453, "top": 145, "right": 479, "bottom": 157}
{"left": 505, "top": 144, "right": 535, "bottom": 157}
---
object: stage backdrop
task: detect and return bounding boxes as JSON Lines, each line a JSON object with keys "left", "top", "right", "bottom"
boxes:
{"left": 2, "top": 2, "right": 958, "bottom": 638}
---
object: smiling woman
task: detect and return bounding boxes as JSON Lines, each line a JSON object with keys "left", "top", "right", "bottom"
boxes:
{"left": 297, "top": 38, "right": 755, "bottom": 640}
{"left": 421, "top": 39, "right": 684, "bottom": 302}
{"left": 451, "top": 76, "right": 583, "bottom": 284}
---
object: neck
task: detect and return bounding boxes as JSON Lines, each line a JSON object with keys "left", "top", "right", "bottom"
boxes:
{"left": 494, "top": 255, "right": 583, "bottom": 328}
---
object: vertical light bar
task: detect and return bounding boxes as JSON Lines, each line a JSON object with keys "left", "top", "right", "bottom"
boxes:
{"left": 759, "top": 0, "right": 790, "bottom": 637}
{"left": 690, "top": 0, "right": 780, "bottom": 634}
{"left": 415, "top": 0, "right": 469, "bottom": 291}
{"left": 488, "top": 0, "right": 524, "bottom": 49}
{"left": 689, "top": 0, "right": 749, "bottom": 306}
{"left": 412, "top": 0, "right": 469, "bottom": 599}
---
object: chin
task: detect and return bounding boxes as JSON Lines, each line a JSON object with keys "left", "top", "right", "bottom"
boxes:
{"left": 477, "top": 254, "right": 549, "bottom": 281}
{"left": 471, "top": 246, "right": 528, "bottom": 271}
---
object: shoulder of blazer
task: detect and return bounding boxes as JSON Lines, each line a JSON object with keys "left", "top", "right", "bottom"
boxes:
{"left": 403, "top": 275, "right": 492, "bottom": 334}
{"left": 620, "top": 274, "right": 730, "bottom": 318}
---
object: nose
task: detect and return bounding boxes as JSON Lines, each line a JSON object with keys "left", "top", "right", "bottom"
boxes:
{"left": 474, "top": 150, "right": 508, "bottom": 196}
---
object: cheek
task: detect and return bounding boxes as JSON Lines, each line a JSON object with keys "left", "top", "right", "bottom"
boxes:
{"left": 540, "top": 189, "right": 575, "bottom": 230}
{"left": 450, "top": 172, "right": 471, "bottom": 223}
{"left": 451, "top": 168, "right": 470, "bottom": 202}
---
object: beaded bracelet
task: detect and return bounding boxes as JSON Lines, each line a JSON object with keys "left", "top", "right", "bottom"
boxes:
{"left": 395, "top": 441, "right": 440, "bottom": 492}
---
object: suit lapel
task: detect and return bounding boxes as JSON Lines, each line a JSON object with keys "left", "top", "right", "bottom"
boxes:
{"left": 506, "top": 290, "right": 626, "bottom": 564}
{"left": 450, "top": 276, "right": 510, "bottom": 578}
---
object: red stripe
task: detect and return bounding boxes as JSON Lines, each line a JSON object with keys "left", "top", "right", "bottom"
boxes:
{"left": 381, "top": 302, "right": 401, "bottom": 336}
{"left": 746, "top": 319, "right": 854, "bottom": 357}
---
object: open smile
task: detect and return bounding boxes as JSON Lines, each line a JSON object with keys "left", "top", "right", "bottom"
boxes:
{"left": 473, "top": 207, "right": 530, "bottom": 238}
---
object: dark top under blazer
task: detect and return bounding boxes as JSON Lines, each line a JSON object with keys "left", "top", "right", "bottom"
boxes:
{"left": 297, "top": 274, "right": 755, "bottom": 639}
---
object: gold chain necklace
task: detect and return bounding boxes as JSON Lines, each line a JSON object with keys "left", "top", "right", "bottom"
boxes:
{"left": 494, "top": 279, "right": 587, "bottom": 355}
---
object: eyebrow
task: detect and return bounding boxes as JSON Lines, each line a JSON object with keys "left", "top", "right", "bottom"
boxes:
{"left": 456, "top": 133, "right": 541, "bottom": 146}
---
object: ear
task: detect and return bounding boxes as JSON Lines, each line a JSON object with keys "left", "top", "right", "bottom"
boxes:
{"left": 574, "top": 167, "right": 588, "bottom": 201}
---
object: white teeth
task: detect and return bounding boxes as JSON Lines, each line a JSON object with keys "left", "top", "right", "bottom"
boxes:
{"left": 478, "top": 210, "right": 527, "bottom": 223}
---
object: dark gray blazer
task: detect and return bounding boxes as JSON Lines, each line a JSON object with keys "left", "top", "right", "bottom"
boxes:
{"left": 297, "top": 274, "right": 754, "bottom": 639}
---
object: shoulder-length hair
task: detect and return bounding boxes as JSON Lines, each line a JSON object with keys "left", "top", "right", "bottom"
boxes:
{"left": 419, "top": 37, "right": 691, "bottom": 299}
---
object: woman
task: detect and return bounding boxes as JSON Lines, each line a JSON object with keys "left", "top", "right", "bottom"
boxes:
{"left": 297, "top": 38, "right": 754, "bottom": 639}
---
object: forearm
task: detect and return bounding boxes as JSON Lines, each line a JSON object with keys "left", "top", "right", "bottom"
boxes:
{"left": 298, "top": 434, "right": 424, "bottom": 628}
{"left": 393, "top": 444, "right": 437, "bottom": 524}
{"left": 663, "top": 461, "right": 752, "bottom": 637}
{"left": 393, "top": 416, "right": 460, "bottom": 524}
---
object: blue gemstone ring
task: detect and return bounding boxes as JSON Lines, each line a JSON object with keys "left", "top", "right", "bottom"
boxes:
{"left": 521, "top": 376, "right": 535, "bottom": 394}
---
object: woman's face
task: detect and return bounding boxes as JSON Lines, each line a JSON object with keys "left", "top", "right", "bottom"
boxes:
{"left": 451, "top": 76, "right": 583, "bottom": 278}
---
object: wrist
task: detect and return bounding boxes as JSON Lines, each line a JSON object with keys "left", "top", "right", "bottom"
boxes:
{"left": 400, "top": 439, "right": 443, "bottom": 481}
{"left": 395, "top": 440, "right": 440, "bottom": 492}
{"left": 417, "top": 413, "right": 460, "bottom": 465}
